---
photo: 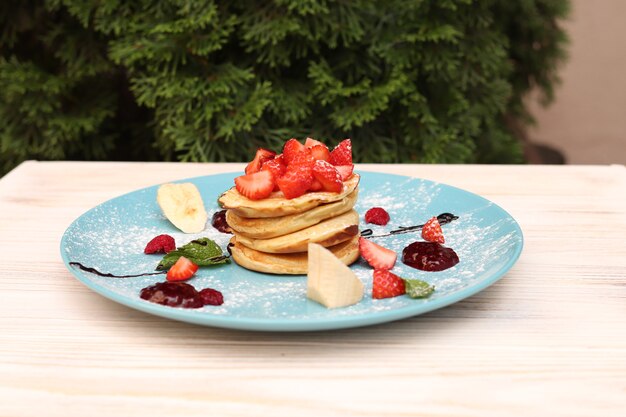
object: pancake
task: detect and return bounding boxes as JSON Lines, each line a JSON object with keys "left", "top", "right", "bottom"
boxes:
{"left": 233, "top": 209, "right": 359, "bottom": 254}
{"left": 226, "top": 189, "right": 358, "bottom": 239}
{"left": 229, "top": 235, "right": 360, "bottom": 275}
{"left": 218, "top": 174, "right": 360, "bottom": 218}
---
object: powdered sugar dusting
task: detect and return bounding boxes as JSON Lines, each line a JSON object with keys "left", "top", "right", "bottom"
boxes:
{"left": 62, "top": 172, "right": 522, "bottom": 327}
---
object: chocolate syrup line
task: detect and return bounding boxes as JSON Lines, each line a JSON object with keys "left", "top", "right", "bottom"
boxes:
{"left": 69, "top": 262, "right": 167, "bottom": 279}
{"left": 361, "top": 212, "right": 459, "bottom": 238}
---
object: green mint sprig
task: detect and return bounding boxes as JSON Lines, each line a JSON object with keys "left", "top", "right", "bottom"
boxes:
{"left": 403, "top": 278, "right": 435, "bottom": 298}
{"left": 156, "top": 238, "right": 230, "bottom": 270}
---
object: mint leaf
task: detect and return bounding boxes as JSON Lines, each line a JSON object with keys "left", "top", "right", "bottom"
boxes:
{"left": 403, "top": 279, "right": 435, "bottom": 298}
{"left": 156, "top": 238, "right": 230, "bottom": 270}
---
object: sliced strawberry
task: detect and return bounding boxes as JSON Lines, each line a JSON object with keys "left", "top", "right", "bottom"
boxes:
{"left": 310, "top": 144, "right": 330, "bottom": 162}
{"left": 260, "top": 157, "right": 286, "bottom": 180}
{"left": 245, "top": 148, "right": 276, "bottom": 175}
{"left": 422, "top": 216, "right": 445, "bottom": 244}
{"left": 288, "top": 148, "right": 315, "bottom": 169}
{"left": 234, "top": 170, "right": 275, "bottom": 200}
{"left": 283, "top": 138, "right": 306, "bottom": 165}
{"left": 329, "top": 139, "right": 352, "bottom": 166}
{"left": 358, "top": 237, "right": 397, "bottom": 270}
{"left": 312, "top": 160, "right": 342, "bottom": 193}
{"left": 166, "top": 256, "right": 199, "bottom": 282}
{"left": 335, "top": 164, "right": 354, "bottom": 181}
{"left": 372, "top": 270, "right": 406, "bottom": 299}
{"left": 309, "top": 178, "right": 323, "bottom": 191}
{"left": 304, "top": 137, "right": 324, "bottom": 148}
{"left": 277, "top": 165, "right": 313, "bottom": 199}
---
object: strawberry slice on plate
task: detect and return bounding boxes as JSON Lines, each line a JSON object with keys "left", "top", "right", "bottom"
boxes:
{"left": 235, "top": 170, "right": 275, "bottom": 200}
{"left": 312, "top": 160, "right": 342, "bottom": 193}
{"left": 422, "top": 216, "right": 445, "bottom": 244}
{"left": 245, "top": 148, "right": 276, "bottom": 175}
{"left": 358, "top": 237, "right": 397, "bottom": 270}
{"left": 166, "top": 256, "right": 199, "bottom": 282}
{"left": 372, "top": 269, "right": 406, "bottom": 299}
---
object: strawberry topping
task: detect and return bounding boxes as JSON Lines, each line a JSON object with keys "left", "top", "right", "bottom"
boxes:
{"left": 245, "top": 148, "right": 276, "bottom": 175}
{"left": 335, "top": 164, "right": 354, "bottom": 181}
{"left": 235, "top": 170, "right": 275, "bottom": 200}
{"left": 312, "top": 160, "right": 343, "bottom": 193}
{"left": 309, "top": 144, "right": 330, "bottom": 162}
{"left": 329, "top": 139, "right": 352, "bottom": 166}
{"left": 304, "top": 137, "right": 324, "bottom": 148}
{"left": 282, "top": 138, "right": 307, "bottom": 165}
{"left": 277, "top": 165, "right": 313, "bottom": 199}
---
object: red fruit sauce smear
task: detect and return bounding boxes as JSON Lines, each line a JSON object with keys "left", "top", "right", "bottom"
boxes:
{"left": 140, "top": 282, "right": 224, "bottom": 308}
{"left": 402, "top": 242, "right": 459, "bottom": 272}
{"left": 211, "top": 210, "right": 232, "bottom": 234}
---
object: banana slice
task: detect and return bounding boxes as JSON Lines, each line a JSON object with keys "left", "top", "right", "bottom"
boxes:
{"left": 157, "top": 183, "right": 208, "bottom": 233}
{"left": 307, "top": 243, "right": 364, "bottom": 309}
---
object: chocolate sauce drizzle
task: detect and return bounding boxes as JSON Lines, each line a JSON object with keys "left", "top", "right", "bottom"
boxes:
{"left": 69, "top": 262, "right": 167, "bottom": 279}
{"left": 361, "top": 212, "right": 459, "bottom": 238}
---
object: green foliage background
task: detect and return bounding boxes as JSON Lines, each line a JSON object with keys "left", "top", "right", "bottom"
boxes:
{"left": 0, "top": 0, "right": 569, "bottom": 174}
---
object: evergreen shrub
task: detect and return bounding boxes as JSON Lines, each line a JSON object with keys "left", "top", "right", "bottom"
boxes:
{"left": 0, "top": 0, "right": 569, "bottom": 174}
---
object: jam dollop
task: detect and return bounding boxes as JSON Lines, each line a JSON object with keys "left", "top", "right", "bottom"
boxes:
{"left": 139, "top": 282, "right": 223, "bottom": 308}
{"left": 402, "top": 241, "right": 459, "bottom": 272}
{"left": 211, "top": 210, "right": 232, "bottom": 234}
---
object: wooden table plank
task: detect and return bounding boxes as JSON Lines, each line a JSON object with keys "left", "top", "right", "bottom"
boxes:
{"left": 0, "top": 161, "right": 625, "bottom": 417}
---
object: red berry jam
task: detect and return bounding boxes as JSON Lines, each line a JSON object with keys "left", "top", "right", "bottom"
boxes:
{"left": 211, "top": 210, "right": 232, "bottom": 234}
{"left": 140, "top": 282, "right": 224, "bottom": 308}
{"left": 402, "top": 241, "right": 459, "bottom": 272}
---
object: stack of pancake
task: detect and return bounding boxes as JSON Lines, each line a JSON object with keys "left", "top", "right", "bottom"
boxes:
{"left": 218, "top": 174, "right": 361, "bottom": 274}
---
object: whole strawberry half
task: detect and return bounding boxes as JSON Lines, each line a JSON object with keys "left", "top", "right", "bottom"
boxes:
{"left": 372, "top": 269, "right": 406, "bottom": 299}
{"left": 166, "top": 256, "right": 199, "bottom": 282}
{"left": 422, "top": 216, "right": 445, "bottom": 244}
{"left": 358, "top": 237, "right": 397, "bottom": 270}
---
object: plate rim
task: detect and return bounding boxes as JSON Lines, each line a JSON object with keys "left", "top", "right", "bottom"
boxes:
{"left": 60, "top": 170, "right": 524, "bottom": 332}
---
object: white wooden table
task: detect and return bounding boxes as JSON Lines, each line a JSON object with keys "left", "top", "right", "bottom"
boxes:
{"left": 1, "top": 161, "right": 625, "bottom": 417}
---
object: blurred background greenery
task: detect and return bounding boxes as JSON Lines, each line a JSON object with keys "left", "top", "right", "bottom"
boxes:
{"left": 0, "top": 0, "right": 569, "bottom": 175}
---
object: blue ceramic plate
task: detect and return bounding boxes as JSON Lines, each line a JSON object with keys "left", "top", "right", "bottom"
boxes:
{"left": 61, "top": 171, "right": 523, "bottom": 331}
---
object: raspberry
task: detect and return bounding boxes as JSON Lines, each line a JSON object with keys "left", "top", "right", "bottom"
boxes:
{"left": 144, "top": 234, "right": 176, "bottom": 254}
{"left": 364, "top": 207, "right": 390, "bottom": 226}
{"left": 199, "top": 288, "right": 224, "bottom": 306}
